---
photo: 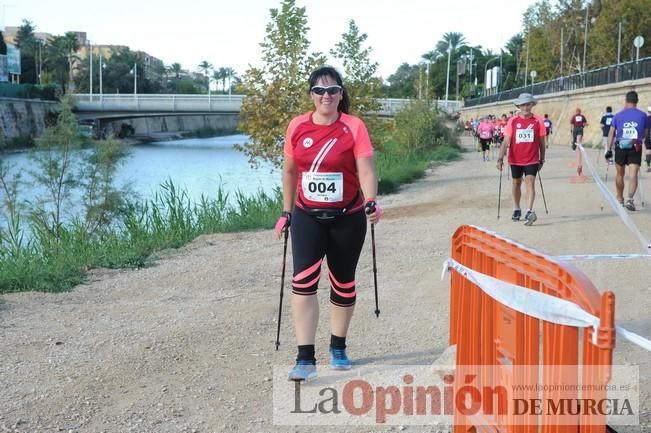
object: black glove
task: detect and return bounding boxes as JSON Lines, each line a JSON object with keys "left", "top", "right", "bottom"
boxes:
{"left": 605, "top": 150, "right": 613, "bottom": 160}
{"left": 364, "top": 200, "right": 377, "bottom": 215}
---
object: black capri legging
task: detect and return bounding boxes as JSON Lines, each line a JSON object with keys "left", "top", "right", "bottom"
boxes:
{"left": 290, "top": 206, "right": 367, "bottom": 307}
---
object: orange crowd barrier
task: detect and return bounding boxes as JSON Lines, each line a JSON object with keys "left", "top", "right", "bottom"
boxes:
{"left": 449, "top": 225, "right": 615, "bottom": 433}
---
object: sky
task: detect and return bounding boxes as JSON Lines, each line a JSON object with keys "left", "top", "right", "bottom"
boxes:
{"left": 7, "top": 0, "right": 537, "bottom": 79}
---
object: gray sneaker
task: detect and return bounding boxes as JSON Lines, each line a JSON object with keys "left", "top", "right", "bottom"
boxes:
{"left": 625, "top": 199, "right": 636, "bottom": 211}
{"left": 524, "top": 210, "right": 537, "bottom": 226}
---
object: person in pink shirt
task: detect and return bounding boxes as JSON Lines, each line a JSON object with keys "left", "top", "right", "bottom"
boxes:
{"left": 496, "top": 93, "right": 547, "bottom": 226}
{"left": 476, "top": 117, "right": 495, "bottom": 161}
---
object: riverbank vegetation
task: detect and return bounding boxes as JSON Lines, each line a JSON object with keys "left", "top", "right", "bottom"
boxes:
{"left": 0, "top": 95, "right": 459, "bottom": 293}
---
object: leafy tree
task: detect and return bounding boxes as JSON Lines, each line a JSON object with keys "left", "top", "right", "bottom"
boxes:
{"left": 331, "top": 20, "right": 382, "bottom": 115}
{"left": 0, "top": 31, "right": 6, "bottom": 56}
{"left": 383, "top": 63, "right": 420, "bottom": 98}
{"left": 237, "top": 0, "right": 325, "bottom": 167}
{"left": 589, "top": 0, "right": 651, "bottom": 67}
{"left": 75, "top": 48, "right": 149, "bottom": 94}
{"left": 14, "top": 20, "right": 39, "bottom": 84}
{"left": 28, "top": 95, "right": 82, "bottom": 240}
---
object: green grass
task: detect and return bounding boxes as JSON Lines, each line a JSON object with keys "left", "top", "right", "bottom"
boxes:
{"left": 377, "top": 141, "right": 461, "bottom": 195}
{"left": 0, "top": 136, "right": 461, "bottom": 293}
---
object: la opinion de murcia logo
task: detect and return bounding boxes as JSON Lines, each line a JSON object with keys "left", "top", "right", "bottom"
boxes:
{"left": 303, "top": 138, "right": 314, "bottom": 148}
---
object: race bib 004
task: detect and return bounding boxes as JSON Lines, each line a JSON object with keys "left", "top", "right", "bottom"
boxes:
{"left": 302, "top": 172, "right": 343, "bottom": 203}
{"left": 515, "top": 129, "right": 535, "bottom": 143}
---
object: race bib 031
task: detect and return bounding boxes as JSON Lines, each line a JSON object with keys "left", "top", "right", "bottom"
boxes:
{"left": 515, "top": 129, "right": 535, "bottom": 144}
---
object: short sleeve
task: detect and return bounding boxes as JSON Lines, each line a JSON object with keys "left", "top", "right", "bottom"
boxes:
{"left": 503, "top": 117, "right": 514, "bottom": 137}
{"left": 342, "top": 114, "right": 374, "bottom": 159}
{"left": 284, "top": 114, "right": 309, "bottom": 158}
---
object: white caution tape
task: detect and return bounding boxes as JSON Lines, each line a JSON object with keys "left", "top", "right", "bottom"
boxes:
{"left": 556, "top": 253, "right": 651, "bottom": 261}
{"left": 578, "top": 144, "right": 651, "bottom": 255}
{"left": 442, "top": 258, "right": 651, "bottom": 352}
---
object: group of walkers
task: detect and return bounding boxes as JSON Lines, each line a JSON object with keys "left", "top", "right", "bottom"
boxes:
{"left": 271, "top": 64, "right": 650, "bottom": 383}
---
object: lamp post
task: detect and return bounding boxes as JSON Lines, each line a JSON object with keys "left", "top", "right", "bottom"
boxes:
{"left": 99, "top": 54, "right": 104, "bottom": 99}
{"left": 530, "top": 70, "right": 537, "bottom": 92}
{"left": 582, "top": 3, "right": 589, "bottom": 73}
{"left": 130, "top": 62, "right": 137, "bottom": 95}
{"left": 445, "top": 40, "right": 451, "bottom": 102}
{"left": 88, "top": 41, "right": 93, "bottom": 99}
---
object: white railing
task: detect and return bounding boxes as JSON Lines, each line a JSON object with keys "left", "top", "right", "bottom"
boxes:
{"left": 73, "top": 94, "right": 459, "bottom": 116}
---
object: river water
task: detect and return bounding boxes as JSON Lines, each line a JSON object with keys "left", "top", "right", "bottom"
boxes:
{"left": 0, "top": 134, "right": 280, "bottom": 225}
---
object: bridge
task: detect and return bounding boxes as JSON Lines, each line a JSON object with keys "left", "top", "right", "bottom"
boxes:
{"left": 73, "top": 94, "right": 461, "bottom": 119}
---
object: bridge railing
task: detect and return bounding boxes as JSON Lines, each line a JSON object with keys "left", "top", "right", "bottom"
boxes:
{"left": 74, "top": 93, "right": 244, "bottom": 113}
{"left": 73, "top": 94, "right": 460, "bottom": 116}
{"left": 464, "top": 55, "right": 651, "bottom": 108}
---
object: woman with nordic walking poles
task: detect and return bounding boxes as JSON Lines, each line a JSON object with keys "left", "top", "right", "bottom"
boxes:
{"left": 496, "top": 93, "right": 547, "bottom": 226}
{"left": 273, "top": 66, "right": 381, "bottom": 382}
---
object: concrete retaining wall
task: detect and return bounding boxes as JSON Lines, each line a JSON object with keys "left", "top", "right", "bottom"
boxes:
{"left": 0, "top": 98, "right": 59, "bottom": 138}
{"left": 460, "top": 78, "right": 651, "bottom": 148}
{"left": 103, "top": 114, "right": 239, "bottom": 136}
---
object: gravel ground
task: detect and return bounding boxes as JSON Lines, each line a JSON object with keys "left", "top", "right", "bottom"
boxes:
{"left": 1, "top": 136, "right": 649, "bottom": 433}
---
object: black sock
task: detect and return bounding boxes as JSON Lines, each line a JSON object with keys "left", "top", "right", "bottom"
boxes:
{"left": 330, "top": 334, "right": 346, "bottom": 350}
{"left": 297, "top": 345, "right": 316, "bottom": 364}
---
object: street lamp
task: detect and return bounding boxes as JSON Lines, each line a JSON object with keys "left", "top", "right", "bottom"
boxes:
{"left": 99, "top": 54, "right": 105, "bottom": 99}
{"left": 88, "top": 40, "right": 93, "bottom": 99}
{"left": 130, "top": 62, "right": 137, "bottom": 95}
{"left": 530, "top": 70, "right": 537, "bottom": 91}
{"left": 445, "top": 40, "right": 452, "bottom": 102}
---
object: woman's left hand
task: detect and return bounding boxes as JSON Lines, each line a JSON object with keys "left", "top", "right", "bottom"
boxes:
{"left": 364, "top": 199, "right": 382, "bottom": 224}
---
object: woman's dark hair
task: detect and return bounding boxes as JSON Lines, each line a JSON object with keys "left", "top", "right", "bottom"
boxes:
{"left": 308, "top": 66, "right": 350, "bottom": 114}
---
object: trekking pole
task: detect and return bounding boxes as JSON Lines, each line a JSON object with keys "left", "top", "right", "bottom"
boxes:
{"left": 275, "top": 229, "right": 289, "bottom": 350}
{"left": 538, "top": 172, "right": 549, "bottom": 214}
{"left": 497, "top": 167, "right": 503, "bottom": 219}
{"left": 365, "top": 203, "right": 380, "bottom": 318}
{"left": 601, "top": 160, "right": 611, "bottom": 211}
{"left": 370, "top": 223, "right": 380, "bottom": 317}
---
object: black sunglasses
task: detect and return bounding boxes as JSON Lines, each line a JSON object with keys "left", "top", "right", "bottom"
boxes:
{"left": 311, "top": 85, "right": 342, "bottom": 96}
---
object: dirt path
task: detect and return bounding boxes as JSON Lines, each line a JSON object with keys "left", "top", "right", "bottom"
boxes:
{"left": 1, "top": 136, "right": 649, "bottom": 433}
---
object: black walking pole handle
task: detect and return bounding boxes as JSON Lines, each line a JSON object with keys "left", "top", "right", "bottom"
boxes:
{"left": 275, "top": 228, "right": 289, "bottom": 350}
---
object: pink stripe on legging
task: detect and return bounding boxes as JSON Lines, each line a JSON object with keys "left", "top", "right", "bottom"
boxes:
{"left": 328, "top": 268, "right": 355, "bottom": 289}
{"left": 330, "top": 283, "right": 356, "bottom": 298}
{"left": 292, "top": 274, "right": 320, "bottom": 289}
{"left": 293, "top": 259, "right": 323, "bottom": 282}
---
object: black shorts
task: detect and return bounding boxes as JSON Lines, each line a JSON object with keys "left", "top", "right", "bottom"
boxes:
{"left": 615, "top": 146, "right": 642, "bottom": 166}
{"left": 290, "top": 206, "right": 367, "bottom": 306}
{"left": 573, "top": 127, "right": 584, "bottom": 140}
{"left": 510, "top": 163, "right": 539, "bottom": 179}
{"left": 479, "top": 138, "right": 491, "bottom": 151}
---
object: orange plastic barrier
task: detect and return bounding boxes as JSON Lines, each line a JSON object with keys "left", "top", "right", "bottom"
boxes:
{"left": 449, "top": 225, "right": 615, "bottom": 433}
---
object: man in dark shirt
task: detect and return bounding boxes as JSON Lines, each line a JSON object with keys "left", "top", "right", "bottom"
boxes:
{"left": 600, "top": 106, "right": 614, "bottom": 159}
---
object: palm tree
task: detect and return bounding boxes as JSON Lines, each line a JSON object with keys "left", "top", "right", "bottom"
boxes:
{"left": 43, "top": 32, "right": 80, "bottom": 92}
{"left": 222, "top": 67, "right": 237, "bottom": 95}
{"left": 435, "top": 32, "right": 467, "bottom": 56}
{"left": 167, "top": 62, "right": 183, "bottom": 80}
{"left": 212, "top": 68, "right": 225, "bottom": 93}
{"left": 198, "top": 60, "right": 212, "bottom": 92}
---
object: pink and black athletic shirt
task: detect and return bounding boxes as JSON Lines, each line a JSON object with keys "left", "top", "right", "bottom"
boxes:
{"left": 284, "top": 112, "right": 374, "bottom": 211}
{"left": 504, "top": 115, "right": 546, "bottom": 166}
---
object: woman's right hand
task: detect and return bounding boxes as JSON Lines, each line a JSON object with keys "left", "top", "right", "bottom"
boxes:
{"left": 274, "top": 211, "right": 291, "bottom": 240}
